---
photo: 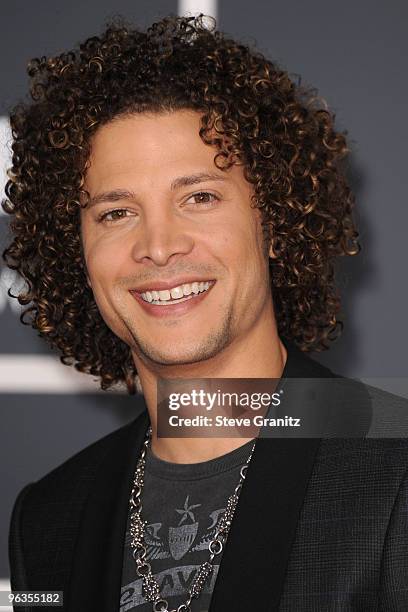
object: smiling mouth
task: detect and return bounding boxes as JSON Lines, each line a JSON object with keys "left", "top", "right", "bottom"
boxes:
{"left": 135, "top": 280, "right": 215, "bottom": 306}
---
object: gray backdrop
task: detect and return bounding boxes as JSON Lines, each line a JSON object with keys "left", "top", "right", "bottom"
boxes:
{"left": 0, "top": 0, "right": 407, "bottom": 580}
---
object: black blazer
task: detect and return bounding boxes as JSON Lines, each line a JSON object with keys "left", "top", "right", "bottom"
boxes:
{"left": 9, "top": 343, "right": 408, "bottom": 611}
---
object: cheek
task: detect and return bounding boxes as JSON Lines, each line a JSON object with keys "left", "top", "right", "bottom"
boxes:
{"left": 83, "top": 238, "right": 129, "bottom": 322}
{"left": 228, "top": 216, "right": 265, "bottom": 268}
{"left": 84, "top": 244, "right": 130, "bottom": 337}
{"left": 232, "top": 216, "right": 269, "bottom": 292}
{"left": 84, "top": 233, "right": 125, "bottom": 280}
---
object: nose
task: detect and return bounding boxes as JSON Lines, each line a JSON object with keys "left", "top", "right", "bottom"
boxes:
{"left": 131, "top": 207, "right": 194, "bottom": 267}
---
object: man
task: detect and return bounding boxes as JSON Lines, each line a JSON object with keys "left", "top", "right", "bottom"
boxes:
{"left": 4, "top": 14, "right": 408, "bottom": 612}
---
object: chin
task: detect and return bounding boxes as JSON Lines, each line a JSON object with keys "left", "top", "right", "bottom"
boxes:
{"left": 134, "top": 338, "right": 224, "bottom": 368}
{"left": 143, "top": 349, "right": 208, "bottom": 367}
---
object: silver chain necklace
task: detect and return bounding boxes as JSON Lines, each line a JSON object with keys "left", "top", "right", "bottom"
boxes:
{"left": 129, "top": 426, "right": 257, "bottom": 612}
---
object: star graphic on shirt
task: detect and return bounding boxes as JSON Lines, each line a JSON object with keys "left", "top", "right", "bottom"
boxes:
{"left": 175, "top": 495, "right": 201, "bottom": 525}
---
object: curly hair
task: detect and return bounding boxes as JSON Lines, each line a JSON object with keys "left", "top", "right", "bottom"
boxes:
{"left": 2, "top": 14, "right": 359, "bottom": 394}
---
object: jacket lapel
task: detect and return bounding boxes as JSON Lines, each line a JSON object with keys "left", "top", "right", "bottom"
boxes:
{"left": 208, "top": 436, "right": 322, "bottom": 611}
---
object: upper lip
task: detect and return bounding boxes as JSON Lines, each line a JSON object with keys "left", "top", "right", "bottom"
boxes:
{"left": 130, "top": 278, "right": 216, "bottom": 293}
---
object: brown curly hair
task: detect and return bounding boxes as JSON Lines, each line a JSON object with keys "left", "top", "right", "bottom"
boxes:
{"left": 2, "top": 14, "right": 359, "bottom": 394}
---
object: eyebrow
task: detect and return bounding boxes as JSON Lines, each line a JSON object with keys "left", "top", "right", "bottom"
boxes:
{"left": 170, "top": 172, "right": 226, "bottom": 191}
{"left": 86, "top": 172, "right": 227, "bottom": 208}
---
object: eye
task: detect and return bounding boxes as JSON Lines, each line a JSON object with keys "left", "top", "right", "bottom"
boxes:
{"left": 97, "top": 208, "right": 133, "bottom": 223}
{"left": 185, "top": 192, "right": 220, "bottom": 207}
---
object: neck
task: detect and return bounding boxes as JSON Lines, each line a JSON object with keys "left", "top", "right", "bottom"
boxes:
{"left": 133, "top": 311, "right": 287, "bottom": 464}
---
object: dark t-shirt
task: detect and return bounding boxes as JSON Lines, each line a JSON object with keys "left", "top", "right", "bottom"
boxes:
{"left": 120, "top": 438, "right": 255, "bottom": 612}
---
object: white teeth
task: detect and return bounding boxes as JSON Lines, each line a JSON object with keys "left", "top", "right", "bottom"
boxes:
{"left": 170, "top": 286, "right": 184, "bottom": 299}
{"left": 140, "top": 281, "right": 212, "bottom": 303}
{"left": 158, "top": 289, "right": 170, "bottom": 300}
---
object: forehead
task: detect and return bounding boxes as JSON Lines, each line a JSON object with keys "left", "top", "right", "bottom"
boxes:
{"left": 86, "top": 110, "right": 216, "bottom": 185}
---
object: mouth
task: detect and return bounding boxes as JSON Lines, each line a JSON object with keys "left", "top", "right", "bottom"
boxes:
{"left": 129, "top": 280, "right": 216, "bottom": 317}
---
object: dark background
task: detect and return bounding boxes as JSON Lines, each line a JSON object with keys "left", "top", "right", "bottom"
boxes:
{"left": 0, "top": 0, "right": 407, "bottom": 581}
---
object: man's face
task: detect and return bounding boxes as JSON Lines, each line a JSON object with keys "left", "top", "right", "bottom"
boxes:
{"left": 81, "top": 110, "right": 272, "bottom": 369}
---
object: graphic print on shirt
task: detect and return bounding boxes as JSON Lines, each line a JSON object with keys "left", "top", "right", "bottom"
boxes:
{"left": 142, "top": 496, "right": 226, "bottom": 561}
{"left": 120, "top": 494, "right": 226, "bottom": 611}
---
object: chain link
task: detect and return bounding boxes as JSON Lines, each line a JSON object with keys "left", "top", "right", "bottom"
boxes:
{"left": 129, "top": 426, "right": 256, "bottom": 612}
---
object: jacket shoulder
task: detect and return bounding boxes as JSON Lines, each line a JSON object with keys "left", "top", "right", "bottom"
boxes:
{"left": 362, "top": 382, "right": 408, "bottom": 437}
{"left": 27, "top": 413, "right": 142, "bottom": 499}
